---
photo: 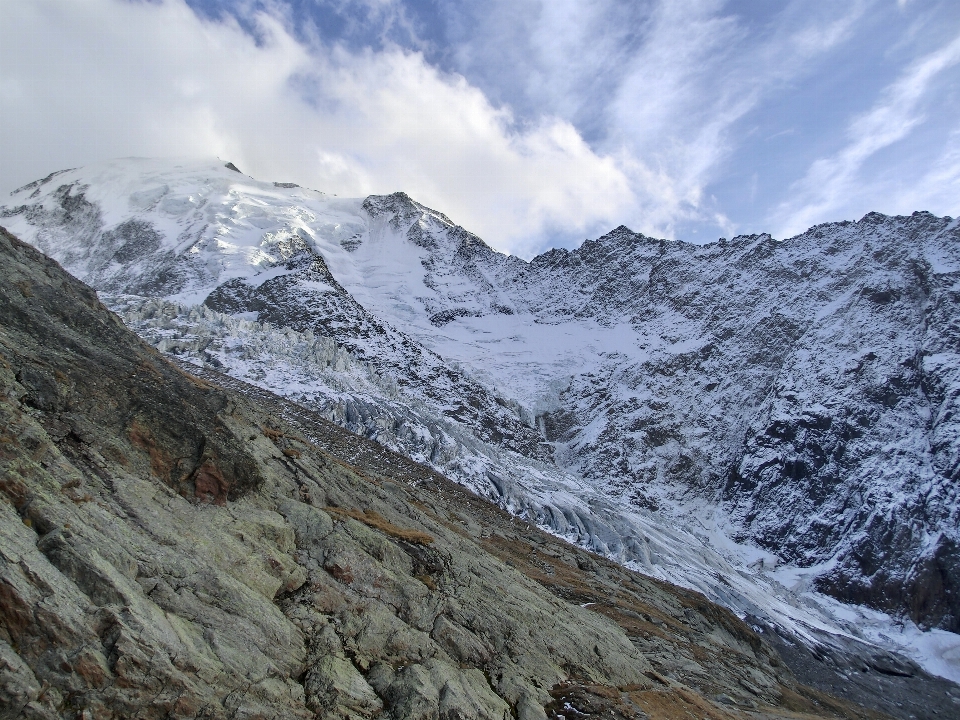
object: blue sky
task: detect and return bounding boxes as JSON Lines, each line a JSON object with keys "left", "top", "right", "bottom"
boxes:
{"left": 2, "top": 0, "right": 959, "bottom": 256}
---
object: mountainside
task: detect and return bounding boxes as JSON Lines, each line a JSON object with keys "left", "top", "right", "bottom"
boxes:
{"left": 3, "top": 223, "right": 921, "bottom": 720}
{"left": 2, "top": 158, "right": 958, "bottom": 677}
{"left": 519, "top": 216, "right": 960, "bottom": 633}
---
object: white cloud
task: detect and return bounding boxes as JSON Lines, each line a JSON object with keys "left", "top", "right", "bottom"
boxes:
{"left": 773, "top": 32, "right": 960, "bottom": 237}
{"left": 604, "top": 0, "right": 746, "bottom": 234}
{"left": 892, "top": 128, "right": 960, "bottom": 215}
{"left": 601, "top": 0, "right": 866, "bottom": 237}
{"left": 0, "top": 0, "right": 632, "bottom": 257}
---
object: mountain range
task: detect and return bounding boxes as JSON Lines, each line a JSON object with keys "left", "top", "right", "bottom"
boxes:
{"left": 2, "top": 158, "right": 959, "bottom": 704}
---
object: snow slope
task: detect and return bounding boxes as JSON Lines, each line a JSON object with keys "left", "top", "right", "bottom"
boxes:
{"left": 3, "top": 158, "right": 959, "bottom": 682}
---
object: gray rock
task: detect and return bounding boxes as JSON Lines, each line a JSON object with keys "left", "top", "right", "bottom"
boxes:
{"left": 305, "top": 656, "right": 382, "bottom": 717}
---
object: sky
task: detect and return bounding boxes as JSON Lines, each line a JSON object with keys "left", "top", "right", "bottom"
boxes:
{"left": 1, "top": 0, "right": 959, "bottom": 257}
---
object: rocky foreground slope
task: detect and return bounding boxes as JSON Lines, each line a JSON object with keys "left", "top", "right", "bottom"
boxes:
{"left": 5, "top": 226, "right": 932, "bottom": 719}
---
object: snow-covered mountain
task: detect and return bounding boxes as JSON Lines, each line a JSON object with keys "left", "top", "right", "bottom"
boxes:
{"left": 3, "top": 158, "right": 959, "bottom": 681}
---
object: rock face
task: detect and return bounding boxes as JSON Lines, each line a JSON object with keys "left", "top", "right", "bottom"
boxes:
{"left": 520, "top": 216, "right": 960, "bottom": 633}
{"left": 2, "top": 159, "right": 959, "bottom": 644}
{"left": 3, "top": 226, "right": 908, "bottom": 720}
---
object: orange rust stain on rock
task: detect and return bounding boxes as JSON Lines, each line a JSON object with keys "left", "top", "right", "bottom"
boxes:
{"left": 192, "top": 459, "right": 229, "bottom": 505}
{"left": 73, "top": 649, "right": 110, "bottom": 688}
{"left": 0, "top": 579, "right": 32, "bottom": 645}
{"left": 128, "top": 420, "right": 174, "bottom": 479}
{"left": 326, "top": 563, "right": 355, "bottom": 585}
